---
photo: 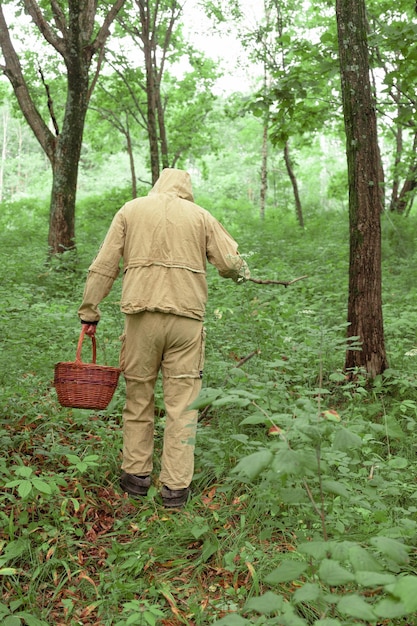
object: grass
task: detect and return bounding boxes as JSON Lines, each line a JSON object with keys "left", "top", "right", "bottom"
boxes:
{"left": 1, "top": 195, "right": 417, "bottom": 625}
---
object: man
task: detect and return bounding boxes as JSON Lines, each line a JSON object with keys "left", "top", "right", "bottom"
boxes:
{"left": 78, "top": 168, "right": 249, "bottom": 508}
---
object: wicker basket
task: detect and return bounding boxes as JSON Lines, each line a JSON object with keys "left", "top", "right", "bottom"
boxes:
{"left": 54, "top": 327, "right": 121, "bottom": 410}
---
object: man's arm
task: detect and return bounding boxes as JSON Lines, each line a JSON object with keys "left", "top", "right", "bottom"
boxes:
{"left": 78, "top": 210, "right": 125, "bottom": 328}
{"left": 206, "top": 217, "right": 250, "bottom": 283}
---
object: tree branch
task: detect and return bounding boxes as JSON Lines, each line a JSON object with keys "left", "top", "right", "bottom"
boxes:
{"left": 38, "top": 65, "right": 60, "bottom": 136}
{"left": 50, "top": 0, "right": 67, "bottom": 37}
{"left": 90, "top": 0, "right": 126, "bottom": 55}
{"left": 248, "top": 275, "right": 308, "bottom": 287}
{"left": 0, "top": 6, "right": 56, "bottom": 162}
{"left": 23, "top": 0, "right": 66, "bottom": 56}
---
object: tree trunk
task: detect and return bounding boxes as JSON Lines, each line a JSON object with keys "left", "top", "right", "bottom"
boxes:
{"left": 259, "top": 57, "right": 269, "bottom": 221}
{"left": 157, "top": 91, "right": 170, "bottom": 170}
{"left": 336, "top": 0, "right": 388, "bottom": 378}
{"left": 392, "top": 133, "right": 417, "bottom": 214}
{"left": 283, "top": 141, "right": 304, "bottom": 228}
{"left": 0, "top": 1, "right": 125, "bottom": 254}
{"left": 397, "top": 169, "right": 417, "bottom": 215}
{"left": 137, "top": 0, "right": 160, "bottom": 184}
{"left": 125, "top": 115, "right": 137, "bottom": 198}
{"left": 48, "top": 43, "right": 90, "bottom": 253}
{"left": 133, "top": 0, "right": 181, "bottom": 183}
{"left": 145, "top": 66, "right": 160, "bottom": 184}
{"left": 0, "top": 106, "right": 8, "bottom": 201}
{"left": 389, "top": 89, "right": 403, "bottom": 212}
{"left": 260, "top": 120, "right": 268, "bottom": 220}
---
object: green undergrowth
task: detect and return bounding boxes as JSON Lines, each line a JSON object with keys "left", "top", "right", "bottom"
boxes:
{"left": 1, "top": 196, "right": 417, "bottom": 625}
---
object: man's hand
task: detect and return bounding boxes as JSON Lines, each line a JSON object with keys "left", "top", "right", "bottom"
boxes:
{"left": 82, "top": 323, "right": 98, "bottom": 337}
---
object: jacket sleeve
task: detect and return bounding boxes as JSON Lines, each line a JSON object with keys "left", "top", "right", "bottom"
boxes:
{"left": 78, "top": 272, "right": 115, "bottom": 322}
{"left": 206, "top": 216, "right": 250, "bottom": 283}
{"left": 77, "top": 210, "right": 125, "bottom": 322}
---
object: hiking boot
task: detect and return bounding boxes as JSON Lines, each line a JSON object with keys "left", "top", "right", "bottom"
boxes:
{"left": 120, "top": 472, "right": 151, "bottom": 497}
{"left": 161, "top": 486, "right": 190, "bottom": 509}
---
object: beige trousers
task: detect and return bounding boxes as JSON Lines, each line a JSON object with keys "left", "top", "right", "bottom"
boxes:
{"left": 119, "top": 311, "right": 205, "bottom": 489}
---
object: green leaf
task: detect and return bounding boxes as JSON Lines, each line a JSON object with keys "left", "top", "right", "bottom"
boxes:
{"left": 272, "top": 448, "right": 305, "bottom": 476}
{"left": 332, "top": 427, "right": 362, "bottom": 452}
{"left": 384, "top": 416, "right": 405, "bottom": 439}
{"left": 370, "top": 536, "right": 410, "bottom": 565}
{"left": 313, "top": 620, "right": 342, "bottom": 626}
{"left": 31, "top": 478, "right": 52, "bottom": 494}
{"left": 3, "top": 539, "right": 28, "bottom": 560}
{"left": 17, "top": 480, "right": 32, "bottom": 499}
{"left": 212, "top": 394, "right": 250, "bottom": 407}
{"left": 355, "top": 571, "right": 396, "bottom": 586}
{"left": 232, "top": 449, "right": 273, "bottom": 480}
{"left": 201, "top": 538, "right": 219, "bottom": 562}
{"left": 337, "top": 594, "right": 376, "bottom": 620}
{"left": 16, "top": 613, "right": 48, "bottom": 626}
{"left": 280, "top": 487, "right": 309, "bottom": 504}
{"left": 321, "top": 479, "right": 349, "bottom": 498}
{"left": 318, "top": 559, "right": 355, "bottom": 586}
{"left": 390, "top": 575, "right": 417, "bottom": 612}
{"left": 4, "top": 617, "right": 21, "bottom": 626}
{"left": 66, "top": 454, "right": 81, "bottom": 465}
{"left": 239, "top": 413, "right": 268, "bottom": 425}
{"left": 348, "top": 545, "right": 383, "bottom": 572}
{"left": 14, "top": 466, "right": 32, "bottom": 478}
{"left": 373, "top": 598, "right": 408, "bottom": 618}
{"left": 387, "top": 456, "right": 408, "bottom": 469}
{"left": 279, "top": 607, "right": 308, "bottom": 626}
{"left": 293, "top": 582, "right": 321, "bottom": 604}
{"left": 4, "top": 480, "right": 20, "bottom": 488}
{"left": 0, "top": 567, "right": 17, "bottom": 576}
{"left": 265, "top": 560, "right": 308, "bottom": 584}
{"left": 298, "top": 541, "right": 331, "bottom": 560}
{"left": 187, "top": 389, "right": 221, "bottom": 409}
{"left": 191, "top": 523, "right": 209, "bottom": 539}
{"left": 244, "top": 591, "right": 283, "bottom": 614}
{"left": 84, "top": 454, "right": 99, "bottom": 462}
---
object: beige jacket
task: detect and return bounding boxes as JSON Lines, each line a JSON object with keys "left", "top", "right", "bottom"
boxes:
{"left": 78, "top": 168, "right": 249, "bottom": 323}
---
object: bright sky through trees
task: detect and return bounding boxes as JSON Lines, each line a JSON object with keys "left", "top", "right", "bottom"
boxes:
{"left": 181, "top": 0, "right": 262, "bottom": 94}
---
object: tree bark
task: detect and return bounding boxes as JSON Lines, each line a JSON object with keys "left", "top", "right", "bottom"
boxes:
{"left": 139, "top": 0, "right": 160, "bottom": 184}
{"left": 131, "top": 0, "right": 182, "bottom": 183}
{"left": 283, "top": 141, "right": 304, "bottom": 228}
{"left": 125, "top": 115, "right": 137, "bottom": 198}
{"left": 336, "top": 0, "right": 388, "bottom": 377}
{"left": 48, "top": 7, "right": 90, "bottom": 253}
{"left": 392, "top": 133, "right": 417, "bottom": 215}
{"left": 0, "top": 0, "right": 126, "bottom": 254}
{"left": 259, "top": 57, "right": 269, "bottom": 220}
{"left": 0, "top": 106, "right": 8, "bottom": 202}
{"left": 260, "top": 121, "right": 268, "bottom": 220}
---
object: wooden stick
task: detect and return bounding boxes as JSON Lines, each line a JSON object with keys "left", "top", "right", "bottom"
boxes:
{"left": 248, "top": 275, "right": 308, "bottom": 287}
{"left": 234, "top": 349, "right": 261, "bottom": 368}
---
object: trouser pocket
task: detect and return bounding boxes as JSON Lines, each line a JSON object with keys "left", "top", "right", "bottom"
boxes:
{"left": 198, "top": 327, "right": 206, "bottom": 378}
{"left": 119, "top": 333, "right": 126, "bottom": 371}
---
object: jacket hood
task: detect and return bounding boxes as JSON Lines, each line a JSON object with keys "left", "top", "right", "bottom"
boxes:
{"left": 149, "top": 168, "right": 194, "bottom": 202}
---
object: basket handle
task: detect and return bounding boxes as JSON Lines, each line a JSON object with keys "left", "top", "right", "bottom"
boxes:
{"left": 75, "top": 325, "right": 97, "bottom": 364}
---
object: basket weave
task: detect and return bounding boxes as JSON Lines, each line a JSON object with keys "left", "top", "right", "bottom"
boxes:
{"left": 54, "top": 327, "right": 121, "bottom": 410}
